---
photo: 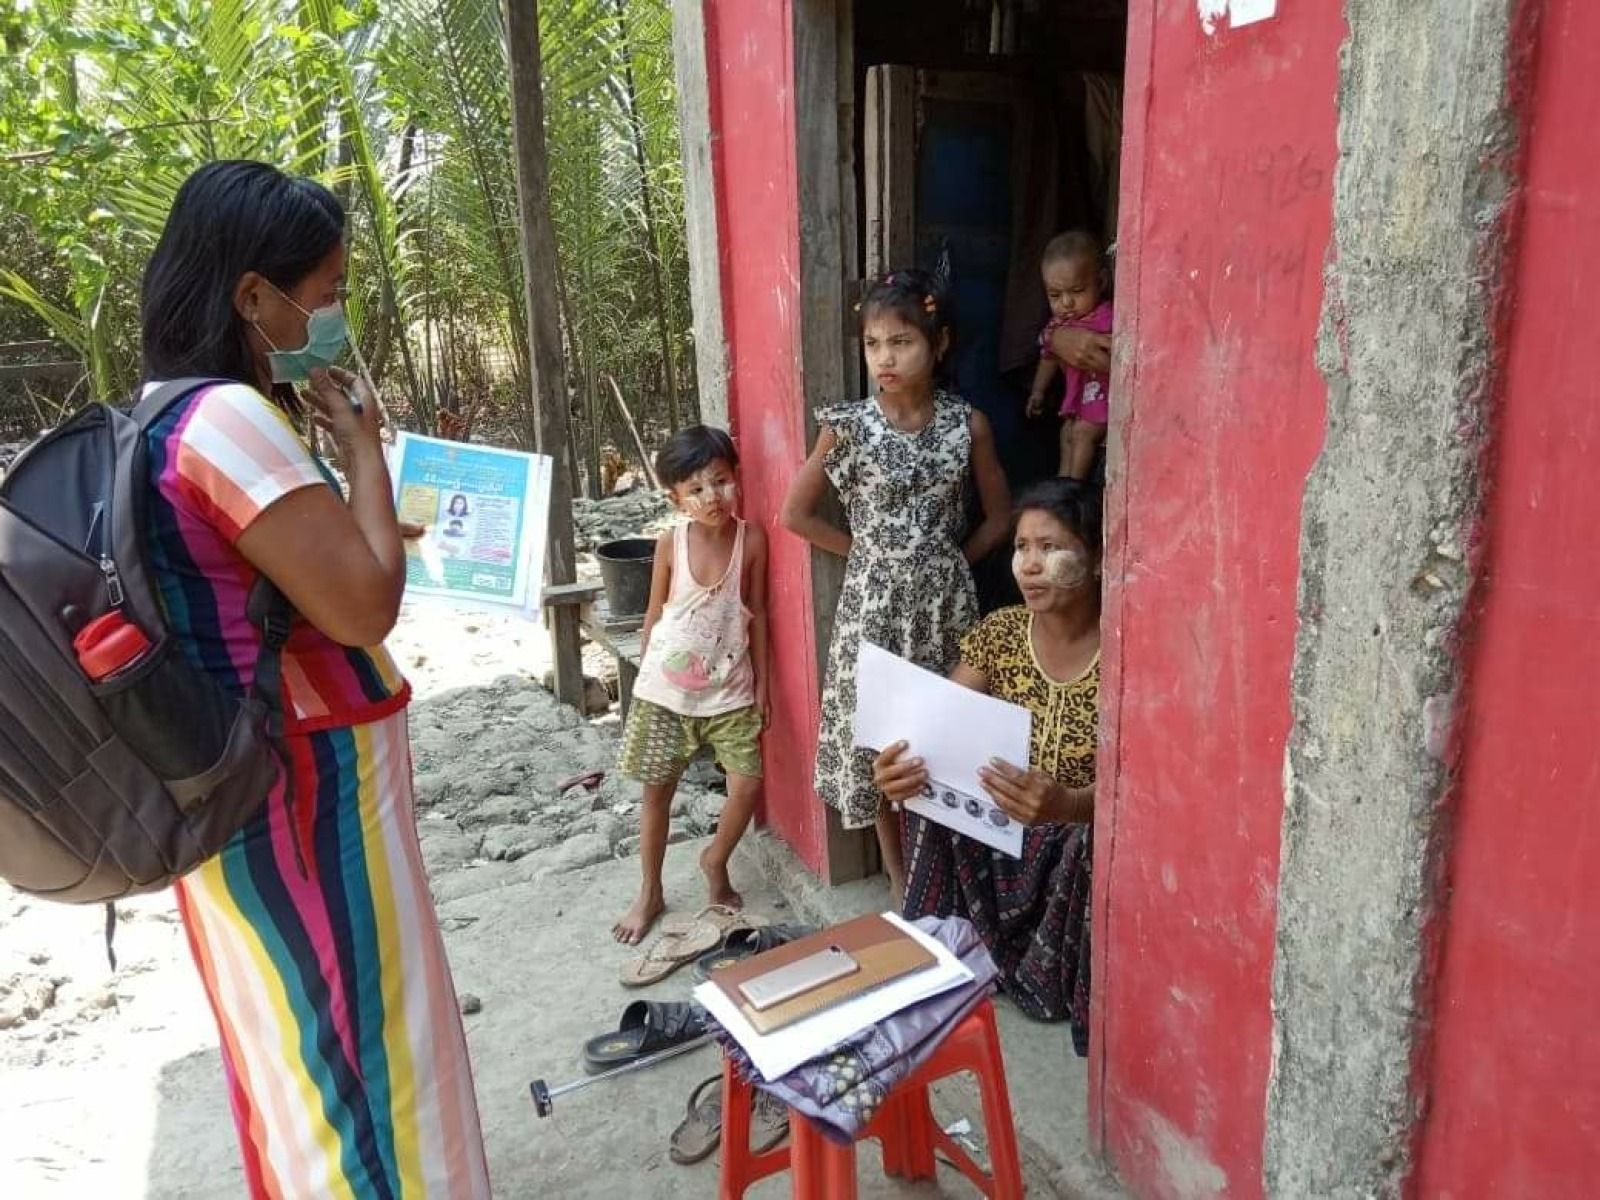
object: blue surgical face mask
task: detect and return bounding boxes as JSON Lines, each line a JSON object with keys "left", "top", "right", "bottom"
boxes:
{"left": 254, "top": 283, "right": 349, "bottom": 383}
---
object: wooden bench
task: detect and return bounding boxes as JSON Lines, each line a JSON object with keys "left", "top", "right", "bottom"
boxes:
{"left": 541, "top": 582, "right": 644, "bottom": 717}
{"left": 581, "top": 603, "right": 644, "bottom": 719}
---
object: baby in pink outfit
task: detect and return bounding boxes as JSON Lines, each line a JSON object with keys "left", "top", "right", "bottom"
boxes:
{"left": 1026, "top": 231, "right": 1113, "bottom": 480}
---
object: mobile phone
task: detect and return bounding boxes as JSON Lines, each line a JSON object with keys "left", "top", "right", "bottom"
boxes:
{"left": 738, "top": 945, "right": 860, "bottom": 1011}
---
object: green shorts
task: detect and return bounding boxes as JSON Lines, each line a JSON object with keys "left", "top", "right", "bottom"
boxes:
{"left": 619, "top": 699, "right": 764, "bottom": 785}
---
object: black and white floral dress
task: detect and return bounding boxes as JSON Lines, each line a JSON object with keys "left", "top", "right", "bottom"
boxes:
{"left": 814, "top": 393, "right": 979, "bottom": 829}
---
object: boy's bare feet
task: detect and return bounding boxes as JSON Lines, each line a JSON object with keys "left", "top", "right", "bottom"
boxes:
{"left": 700, "top": 848, "right": 744, "bottom": 911}
{"left": 613, "top": 892, "right": 665, "bottom": 945}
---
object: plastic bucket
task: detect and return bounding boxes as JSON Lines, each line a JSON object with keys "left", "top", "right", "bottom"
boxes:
{"left": 595, "top": 538, "right": 656, "bottom": 618}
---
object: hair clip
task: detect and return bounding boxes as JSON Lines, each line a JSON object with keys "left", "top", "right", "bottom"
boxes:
{"left": 922, "top": 294, "right": 937, "bottom": 314}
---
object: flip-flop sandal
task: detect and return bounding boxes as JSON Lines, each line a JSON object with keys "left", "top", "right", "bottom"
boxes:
{"left": 582, "top": 1000, "right": 708, "bottom": 1075}
{"left": 668, "top": 1075, "right": 723, "bottom": 1165}
{"left": 752, "top": 1089, "right": 790, "bottom": 1154}
{"left": 623, "top": 906, "right": 768, "bottom": 987}
{"left": 667, "top": 1075, "right": 790, "bottom": 1165}
{"left": 692, "top": 923, "right": 817, "bottom": 983}
{"left": 658, "top": 903, "right": 768, "bottom": 939}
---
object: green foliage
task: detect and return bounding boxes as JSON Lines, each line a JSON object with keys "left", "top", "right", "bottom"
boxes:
{"left": 0, "top": 0, "right": 694, "bottom": 472}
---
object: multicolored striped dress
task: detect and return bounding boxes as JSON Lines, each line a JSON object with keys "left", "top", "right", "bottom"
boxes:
{"left": 142, "top": 381, "right": 490, "bottom": 1198}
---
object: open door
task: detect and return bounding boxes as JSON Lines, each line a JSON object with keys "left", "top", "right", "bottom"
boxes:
{"left": 865, "top": 63, "right": 1122, "bottom": 606}
{"left": 865, "top": 67, "right": 1034, "bottom": 465}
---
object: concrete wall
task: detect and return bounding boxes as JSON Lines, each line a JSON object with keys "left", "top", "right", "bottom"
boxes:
{"left": 671, "top": 0, "right": 731, "bottom": 429}
{"left": 1265, "top": 0, "right": 1528, "bottom": 1193}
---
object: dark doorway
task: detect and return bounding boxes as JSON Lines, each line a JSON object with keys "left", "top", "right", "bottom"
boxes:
{"left": 854, "top": 0, "right": 1128, "bottom": 608}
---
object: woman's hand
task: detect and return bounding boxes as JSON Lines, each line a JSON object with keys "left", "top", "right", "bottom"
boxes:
{"left": 1047, "top": 326, "right": 1113, "bottom": 375}
{"left": 305, "top": 366, "right": 381, "bottom": 459}
{"left": 872, "top": 741, "right": 929, "bottom": 805}
{"left": 979, "top": 758, "right": 1092, "bottom": 826}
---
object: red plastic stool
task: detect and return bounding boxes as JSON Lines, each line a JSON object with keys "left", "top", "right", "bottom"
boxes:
{"left": 718, "top": 996, "right": 1025, "bottom": 1199}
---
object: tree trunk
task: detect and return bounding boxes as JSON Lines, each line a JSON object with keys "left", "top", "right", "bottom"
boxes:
{"left": 506, "top": 0, "right": 583, "bottom": 710}
{"left": 613, "top": 0, "right": 683, "bottom": 432}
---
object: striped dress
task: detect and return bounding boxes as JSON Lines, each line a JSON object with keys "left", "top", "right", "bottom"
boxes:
{"left": 143, "top": 381, "right": 490, "bottom": 1198}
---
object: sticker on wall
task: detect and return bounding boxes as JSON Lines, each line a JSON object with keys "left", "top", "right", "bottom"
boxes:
{"left": 1198, "top": 0, "right": 1278, "bottom": 35}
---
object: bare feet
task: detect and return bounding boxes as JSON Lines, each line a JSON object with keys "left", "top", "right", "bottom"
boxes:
{"left": 612, "top": 892, "right": 665, "bottom": 945}
{"left": 700, "top": 848, "right": 744, "bottom": 911}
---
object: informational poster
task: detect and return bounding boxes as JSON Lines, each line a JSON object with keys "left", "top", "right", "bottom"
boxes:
{"left": 390, "top": 432, "right": 552, "bottom": 615}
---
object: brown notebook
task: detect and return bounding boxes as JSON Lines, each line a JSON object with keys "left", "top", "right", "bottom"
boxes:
{"left": 708, "top": 914, "right": 937, "bottom": 1035}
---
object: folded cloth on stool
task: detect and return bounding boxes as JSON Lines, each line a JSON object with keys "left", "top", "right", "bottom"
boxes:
{"left": 712, "top": 916, "right": 998, "bottom": 1142}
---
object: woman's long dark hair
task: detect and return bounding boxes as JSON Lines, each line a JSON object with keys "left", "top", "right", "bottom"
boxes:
{"left": 140, "top": 160, "right": 345, "bottom": 411}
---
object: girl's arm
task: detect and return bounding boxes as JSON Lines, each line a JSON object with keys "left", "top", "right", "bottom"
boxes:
{"left": 637, "top": 530, "right": 675, "bottom": 659}
{"left": 962, "top": 410, "right": 1012, "bottom": 565}
{"left": 780, "top": 428, "right": 853, "bottom": 558}
{"left": 744, "top": 523, "right": 772, "bottom": 726}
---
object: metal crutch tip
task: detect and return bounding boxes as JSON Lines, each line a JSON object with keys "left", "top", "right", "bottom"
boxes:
{"left": 530, "top": 1078, "right": 553, "bottom": 1119}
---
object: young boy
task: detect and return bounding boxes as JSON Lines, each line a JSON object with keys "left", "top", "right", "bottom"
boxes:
{"left": 613, "top": 426, "right": 769, "bottom": 944}
{"left": 1026, "top": 230, "right": 1114, "bottom": 480}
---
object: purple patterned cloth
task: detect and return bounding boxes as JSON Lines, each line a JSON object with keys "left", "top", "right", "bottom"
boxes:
{"left": 712, "top": 916, "right": 998, "bottom": 1143}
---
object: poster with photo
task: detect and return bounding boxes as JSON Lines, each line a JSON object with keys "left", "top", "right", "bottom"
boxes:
{"left": 391, "top": 432, "right": 552, "bottom": 615}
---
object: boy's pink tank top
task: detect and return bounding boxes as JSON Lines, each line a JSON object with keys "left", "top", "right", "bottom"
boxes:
{"left": 632, "top": 519, "right": 756, "bottom": 717}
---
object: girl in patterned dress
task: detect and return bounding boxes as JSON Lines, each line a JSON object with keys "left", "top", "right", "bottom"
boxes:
{"left": 872, "top": 480, "right": 1102, "bottom": 1053}
{"left": 781, "top": 269, "right": 1011, "bottom": 906}
{"left": 139, "top": 161, "right": 489, "bottom": 1196}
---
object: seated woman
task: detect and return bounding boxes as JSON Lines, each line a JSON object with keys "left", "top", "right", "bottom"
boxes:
{"left": 872, "top": 479, "right": 1101, "bottom": 1054}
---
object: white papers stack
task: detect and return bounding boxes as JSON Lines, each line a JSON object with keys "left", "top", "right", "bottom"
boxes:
{"left": 851, "top": 641, "right": 1031, "bottom": 856}
{"left": 693, "top": 913, "right": 974, "bottom": 1081}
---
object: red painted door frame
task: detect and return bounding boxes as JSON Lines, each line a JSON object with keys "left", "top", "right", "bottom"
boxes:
{"left": 1093, "top": 2, "right": 1341, "bottom": 1195}
{"left": 699, "top": 0, "right": 832, "bottom": 876}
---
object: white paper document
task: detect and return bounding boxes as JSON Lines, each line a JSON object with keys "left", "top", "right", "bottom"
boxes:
{"left": 693, "top": 913, "right": 974, "bottom": 1081}
{"left": 851, "top": 641, "right": 1030, "bottom": 857}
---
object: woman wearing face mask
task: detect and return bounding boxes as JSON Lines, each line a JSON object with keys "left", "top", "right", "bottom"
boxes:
{"left": 138, "top": 161, "right": 489, "bottom": 1195}
{"left": 872, "top": 479, "right": 1102, "bottom": 1054}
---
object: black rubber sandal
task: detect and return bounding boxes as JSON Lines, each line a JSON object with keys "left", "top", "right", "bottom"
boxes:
{"left": 692, "top": 923, "right": 817, "bottom": 983}
{"left": 581, "top": 1000, "right": 708, "bottom": 1075}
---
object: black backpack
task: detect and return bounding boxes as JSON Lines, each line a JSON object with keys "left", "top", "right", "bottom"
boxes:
{"left": 0, "top": 379, "right": 291, "bottom": 921}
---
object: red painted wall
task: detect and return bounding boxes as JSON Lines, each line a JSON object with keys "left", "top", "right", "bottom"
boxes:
{"left": 1414, "top": 4, "right": 1600, "bottom": 1194}
{"left": 701, "top": 0, "right": 831, "bottom": 875}
{"left": 1094, "top": 4, "right": 1341, "bottom": 1196}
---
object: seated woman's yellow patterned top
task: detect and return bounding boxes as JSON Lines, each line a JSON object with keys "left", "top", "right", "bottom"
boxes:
{"left": 959, "top": 606, "right": 1099, "bottom": 793}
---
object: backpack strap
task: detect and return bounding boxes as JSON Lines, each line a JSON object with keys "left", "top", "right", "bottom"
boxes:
{"left": 246, "top": 574, "right": 305, "bottom": 878}
{"left": 131, "top": 377, "right": 237, "bottom": 429}
{"left": 245, "top": 575, "right": 293, "bottom": 737}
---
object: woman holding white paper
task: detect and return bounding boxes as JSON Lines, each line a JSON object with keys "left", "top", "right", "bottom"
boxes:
{"left": 872, "top": 479, "right": 1100, "bottom": 1053}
